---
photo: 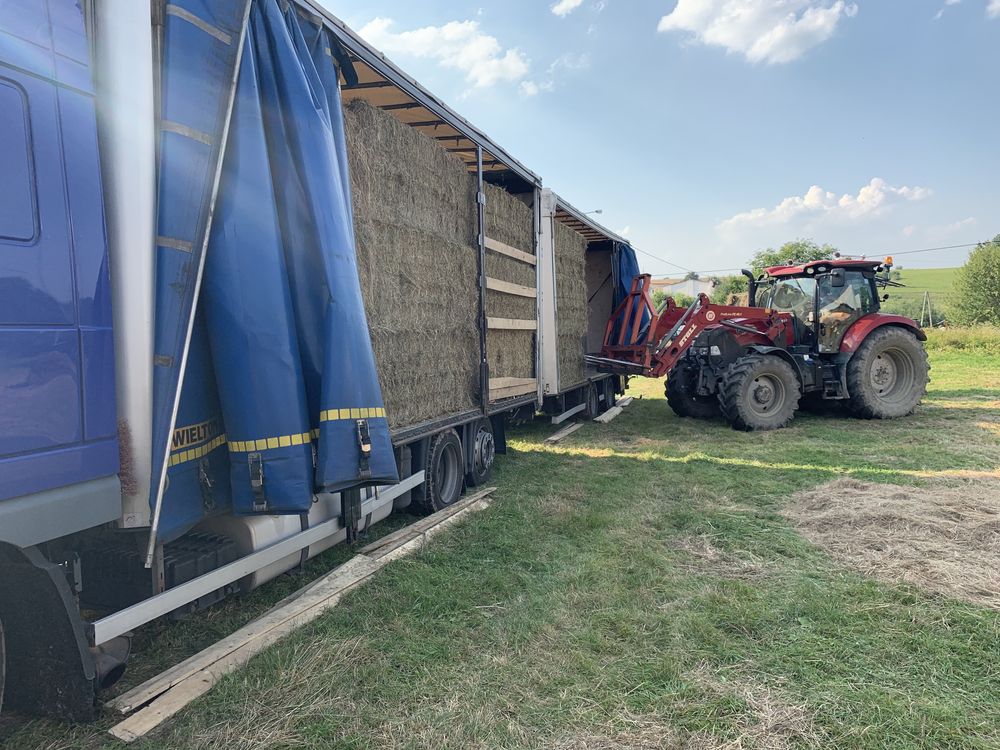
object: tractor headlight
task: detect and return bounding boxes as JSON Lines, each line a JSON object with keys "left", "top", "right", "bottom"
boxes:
{"left": 710, "top": 345, "right": 721, "bottom": 356}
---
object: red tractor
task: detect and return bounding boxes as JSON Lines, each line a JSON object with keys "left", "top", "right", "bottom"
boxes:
{"left": 590, "top": 258, "right": 929, "bottom": 431}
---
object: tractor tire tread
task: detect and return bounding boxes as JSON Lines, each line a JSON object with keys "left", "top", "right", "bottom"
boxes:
{"left": 718, "top": 353, "right": 800, "bottom": 431}
{"left": 666, "top": 362, "right": 719, "bottom": 419}
{"left": 846, "top": 326, "right": 929, "bottom": 419}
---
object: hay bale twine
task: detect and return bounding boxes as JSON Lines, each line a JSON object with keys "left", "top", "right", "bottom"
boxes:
{"left": 344, "top": 98, "right": 480, "bottom": 428}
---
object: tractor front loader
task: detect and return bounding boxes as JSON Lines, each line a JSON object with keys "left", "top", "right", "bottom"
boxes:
{"left": 587, "top": 259, "right": 929, "bottom": 431}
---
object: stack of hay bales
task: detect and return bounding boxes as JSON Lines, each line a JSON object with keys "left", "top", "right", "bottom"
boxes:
{"left": 343, "top": 98, "right": 542, "bottom": 426}
{"left": 484, "top": 186, "right": 536, "bottom": 381}
{"left": 554, "top": 222, "right": 589, "bottom": 388}
{"left": 344, "top": 98, "right": 480, "bottom": 428}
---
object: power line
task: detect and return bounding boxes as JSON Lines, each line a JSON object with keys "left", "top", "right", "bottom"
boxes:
{"left": 637, "top": 239, "right": 989, "bottom": 279}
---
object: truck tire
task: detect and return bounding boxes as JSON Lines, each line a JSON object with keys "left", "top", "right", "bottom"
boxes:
{"left": 418, "top": 429, "right": 464, "bottom": 513}
{"left": 847, "top": 327, "right": 929, "bottom": 419}
{"left": 584, "top": 383, "right": 601, "bottom": 418}
{"left": 465, "top": 419, "right": 495, "bottom": 487}
{"left": 718, "top": 353, "right": 800, "bottom": 431}
{"left": 666, "top": 362, "right": 719, "bottom": 419}
{"left": 602, "top": 378, "right": 617, "bottom": 410}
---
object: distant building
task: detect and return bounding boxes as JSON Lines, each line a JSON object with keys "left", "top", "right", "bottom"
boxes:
{"left": 649, "top": 277, "right": 716, "bottom": 298}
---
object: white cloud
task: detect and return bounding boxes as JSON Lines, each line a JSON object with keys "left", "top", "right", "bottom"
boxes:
{"left": 658, "top": 0, "right": 858, "bottom": 64}
{"left": 934, "top": 0, "right": 961, "bottom": 20}
{"left": 552, "top": 0, "right": 585, "bottom": 16}
{"left": 989, "top": 0, "right": 1000, "bottom": 17}
{"left": 359, "top": 18, "right": 529, "bottom": 88}
{"left": 619, "top": 225, "right": 631, "bottom": 236}
{"left": 717, "top": 178, "right": 932, "bottom": 233}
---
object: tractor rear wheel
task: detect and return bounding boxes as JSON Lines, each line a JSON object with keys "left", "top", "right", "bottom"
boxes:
{"left": 666, "top": 362, "right": 718, "bottom": 419}
{"left": 718, "top": 353, "right": 800, "bottom": 431}
{"left": 847, "top": 327, "right": 928, "bottom": 419}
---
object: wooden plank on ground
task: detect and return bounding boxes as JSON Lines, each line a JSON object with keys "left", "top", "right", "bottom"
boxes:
{"left": 107, "top": 555, "right": 380, "bottom": 715}
{"left": 107, "top": 490, "right": 497, "bottom": 742}
{"left": 546, "top": 422, "right": 583, "bottom": 444}
{"left": 593, "top": 406, "right": 623, "bottom": 424}
{"left": 550, "top": 402, "right": 586, "bottom": 425}
{"left": 484, "top": 236, "right": 536, "bottom": 266}
{"left": 485, "top": 276, "right": 536, "bottom": 298}
{"left": 617, "top": 397, "right": 634, "bottom": 408}
{"left": 487, "top": 317, "right": 537, "bottom": 331}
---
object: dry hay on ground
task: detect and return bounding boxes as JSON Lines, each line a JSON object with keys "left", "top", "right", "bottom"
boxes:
{"left": 555, "top": 221, "right": 589, "bottom": 389}
{"left": 672, "top": 535, "right": 768, "bottom": 581}
{"left": 784, "top": 477, "right": 1000, "bottom": 609}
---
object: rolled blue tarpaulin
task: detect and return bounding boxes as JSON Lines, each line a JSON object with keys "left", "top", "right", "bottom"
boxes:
{"left": 155, "top": 0, "right": 397, "bottom": 523}
{"left": 207, "top": 0, "right": 396, "bottom": 514}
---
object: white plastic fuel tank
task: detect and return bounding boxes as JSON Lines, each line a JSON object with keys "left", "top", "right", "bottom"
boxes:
{"left": 93, "top": 0, "right": 157, "bottom": 528}
{"left": 197, "top": 489, "right": 394, "bottom": 591}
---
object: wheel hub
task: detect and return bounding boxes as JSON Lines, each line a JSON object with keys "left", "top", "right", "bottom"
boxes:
{"left": 752, "top": 379, "right": 775, "bottom": 408}
{"left": 871, "top": 353, "right": 898, "bottom": 393}
{"left": 474, "top": 427, "right": 495, "bottom": 473}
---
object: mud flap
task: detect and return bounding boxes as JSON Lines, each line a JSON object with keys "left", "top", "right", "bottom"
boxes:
{"left": 0, "top": 544, "right": 96, "bottom": 721}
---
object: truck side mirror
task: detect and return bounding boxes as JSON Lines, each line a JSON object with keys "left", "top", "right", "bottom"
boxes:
{"left": 830, "top": 268, "right": 845, "bottom": 288}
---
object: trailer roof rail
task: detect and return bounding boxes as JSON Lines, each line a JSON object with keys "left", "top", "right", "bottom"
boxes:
{"left": 295, "top": 0, "right": 541, "bottom": 187}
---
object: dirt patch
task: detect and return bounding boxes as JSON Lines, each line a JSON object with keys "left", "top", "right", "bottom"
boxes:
{"left": 784, "top": 477, "right": 1000, "bottom": 610}
{"left": 672, "top": 535, "right": 767, "bottom": 581}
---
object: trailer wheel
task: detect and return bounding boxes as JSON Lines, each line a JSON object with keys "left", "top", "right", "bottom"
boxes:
{"left": 419, "top": 429, "right": 464, "bottom": 512}
{"left": 847, "top": 327, "right": 929, "bottom": 419}
{"left": 465, "top": 419, "right": 495, "bottom": 487}
{"left": 602, "top": 378, "right": 617, "bottom": 410}
{"left": 718, "top": 353, "right": 800, "bottom": 431}
{"left": 584, "top": 383, "right": 601, "bottom": 418}
{"left": 666, "top": 362, "right": 719, "bottom": 419}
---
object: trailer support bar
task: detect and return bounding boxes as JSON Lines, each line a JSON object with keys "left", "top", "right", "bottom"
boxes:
{"left": 90, "top": 472, "right": 425, "bottom": 646}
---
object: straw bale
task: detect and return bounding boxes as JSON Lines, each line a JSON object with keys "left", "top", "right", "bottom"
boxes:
{"left": 344, "top": 98, "right": 480, "bottom": 428}
{"left": 484, "top": 184, "right": 533, "bottom": 257}
{"left": 555, "top": 221, "right": 589, "bottom": 389}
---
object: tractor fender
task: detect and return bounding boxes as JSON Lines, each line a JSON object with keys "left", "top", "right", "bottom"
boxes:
{"left": 0, "top": 542, "right": 97, "bottom": 721}
{"left": 840, "top": 315, "right": 926, "bottom": 354}
{"left": 746, "top": 346, "right": 805, "bottom": 387}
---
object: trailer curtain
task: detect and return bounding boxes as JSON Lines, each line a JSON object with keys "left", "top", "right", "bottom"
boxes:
{"left": 154, "top": 0, "right": 397, "bottom": 522}
{"left": 610, "top": 242, "right": 649, "bottom": 341}
{"left": 202, "top": 0, "right": 397, "bottom": 514}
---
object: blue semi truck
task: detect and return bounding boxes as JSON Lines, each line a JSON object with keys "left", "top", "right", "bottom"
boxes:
{"left": 0, "top": 0, "right": 638, "bottom": 720}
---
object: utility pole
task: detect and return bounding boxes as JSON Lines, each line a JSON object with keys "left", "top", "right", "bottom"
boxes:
{"left": 920, "top": 291, "right": 935, "bottom": 328}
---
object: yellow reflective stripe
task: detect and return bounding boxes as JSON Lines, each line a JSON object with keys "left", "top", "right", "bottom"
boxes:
{"left": 169, "top": 433, "right": 227, "bottom": 466}
{"left": 317, "top": 407, "right": 386, "bottom": 422}
{"left": 227, "top": 431, "right": 313, "bottom": 454}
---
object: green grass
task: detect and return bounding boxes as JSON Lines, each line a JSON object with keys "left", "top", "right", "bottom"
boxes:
{"left": 889, "top": 267, "right": 957, "bottom": 303}
{"left": 4, "top": 347, "right": 1000, "bottom": 749}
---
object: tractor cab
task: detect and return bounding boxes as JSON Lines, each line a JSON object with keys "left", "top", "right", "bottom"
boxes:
{"left": 755, "top": 259, "right": 886, "bottom": 354}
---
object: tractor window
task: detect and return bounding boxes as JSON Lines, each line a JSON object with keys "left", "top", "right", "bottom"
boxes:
{"left": 762, "top": 277, "right": 816, "bottom": 322}
{"left": 817, "top": 272, "right": 871, "bottom": 353}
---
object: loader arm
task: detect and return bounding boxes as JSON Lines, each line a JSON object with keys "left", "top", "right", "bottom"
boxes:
{"left": 587, "top": 275, "right": 792, "bottom": 379}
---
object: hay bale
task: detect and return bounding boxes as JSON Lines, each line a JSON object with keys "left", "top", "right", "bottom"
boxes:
{"left": 484, "top": 184, "right": 536, "bottom": 381}
{"left": 344, "top": 98, "right": 480, "bottom": 428}
{"left": 554, "top": 221, "right": 589, "bottom": 389}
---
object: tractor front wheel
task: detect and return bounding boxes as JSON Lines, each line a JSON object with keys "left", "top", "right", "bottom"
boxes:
{"left": 847, "top": 327, "right": 928, "bottom": 419}
{"left": 718, "top": 353, "right": 800, "bottom": 431}
{"left": 666, "top": 362, "right": 719, "bottom": 419}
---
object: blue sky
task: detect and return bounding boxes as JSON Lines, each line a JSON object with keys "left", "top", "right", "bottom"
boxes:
{"left": 317, "top": 0, "right": 999, "bottom": 277}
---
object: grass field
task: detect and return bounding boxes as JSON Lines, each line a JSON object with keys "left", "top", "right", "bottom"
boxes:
{"left": 4, "top": 335, "right": 1000, "bottom": 749}
{"left": 890, "top": 267, "right": 957, "bottom": 302}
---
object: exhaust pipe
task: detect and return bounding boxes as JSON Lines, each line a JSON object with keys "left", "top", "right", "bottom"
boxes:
{"left": 90, "top": 635, "right": 131, "bottom": 691}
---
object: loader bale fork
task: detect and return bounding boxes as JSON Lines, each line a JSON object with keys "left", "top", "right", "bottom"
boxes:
{"left": 589, "top": 258, "right": 928, "bottom": 431}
